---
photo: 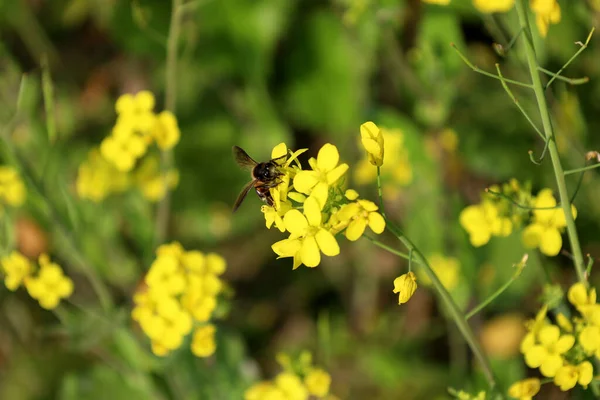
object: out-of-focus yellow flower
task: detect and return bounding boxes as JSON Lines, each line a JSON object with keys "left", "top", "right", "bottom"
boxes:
{"left": 567, "top": 282, "right": 596, "bottom": 311}
{"left": 275, "top": 372, "right": 308, "bottom": 400}
{"left": 271, "top": 197, "right": 340, "bottom": 269}
{"left": 393, "top": 271, "right": 417, "bottom": 304}
{"left": 553, "top": 361, "right": 593, "bottom": 391}
{"left": 76, "top": 148, "right": 130, "bottom": 202}
{"left": 473, "top": 0, "right": 515, "bottom": 13}
{"left": 460, "top": 200, "right": 512, "bottom": 246}
{"left": 523, "top": 324, "right": 574, "bottom": 377}
{"left": 422, "top": 0, "right": 451, "bottom": 4}
{"left": 531, "top": 0, "right": 561, "bottom": 37}
{"left": 522, "top": 189, "right": 576, "bottom": 256}
{"left": 115, "top": 91, "right": 156, "bottom": 132}
{"left": 191, "top": 324, "right": 217, "bottom": 357}
{"left": 360, "top": 121, "right": 384, "bottom": 166}
{"left": 0, "top": 165, "right": 26, "bottom": 213}
{"left": 1, "top": 251, "right": 33, "bottom": 291}
{"left": 134, "top": 156, "right": 179, "bottom": 202}
{"left": 24, "top": 254, "right": 74, "bottom": 310}
{"left": 455, "top": 390, "right": 486, "bottom": 400}
{"left": 153, "top": 110, "right": 180, "bottom": 150}
{"left": 419, "top": 254, "right": 460, "bottom": 291}
{"left": 293, "top": 144, "right": 349, "bottom": 196}
{"left": 507, "top": 378, "right": 540, "bottom": 400}
{"left": 100, "top": 121, "right": 149, "bottom": 171}
{"left": 480, "top": 314, "right": 526, "bottom": 359}
{"left": 244, "top": 382, "right": 286, "bottom": 400}
{"left": 304, "top": 368, "right": 331, "bottom": 397}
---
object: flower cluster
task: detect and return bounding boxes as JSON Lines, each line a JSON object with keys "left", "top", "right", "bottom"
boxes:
{"left": 0, "top": 166, "right": 26, "bottom": 215}
{"left": 424, "top": 0, "right": 561, "bottom": 37}
{"left": 514, "top": 281, "right": 599, "bottom": 396}
{"left": 260, "top": 139, "right": 385, "bottom": 270}
{"left": 77, "top": 91, "right": 180, "bottom": 202}
{"left": 1, "top": 251, "right": 74, "bottom": 309}
{"left": 131, "top": 242, "right": 226, "bottom": 357}
{"left": 460, "top": 181, "right": 576, "bottom": 257}
{"left": 245, "top": 352, "right": 337, "bottom": 400}
{"left": 419, "top": 253, "right": 461, "bottom": 291}
{"left": 354, "top": 123, "right": 412, "bottom": 199}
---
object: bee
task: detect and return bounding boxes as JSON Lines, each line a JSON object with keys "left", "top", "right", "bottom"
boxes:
{"left": 232, "top": 146, "right": 286, "bottom": 212}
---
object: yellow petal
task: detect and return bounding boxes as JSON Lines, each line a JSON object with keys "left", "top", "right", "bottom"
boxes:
{"left": 555, "top": 334, "right": 575, "bottom": 353}
{"left": 539, "top": 228, "right": 562, "bottom": 256}
{"left": 577, "top": 361, "right": 593, "bottom": 387}
{"left": 524, "top": 345, "right": 547, "bottom": 368}
{"left": 301, "top": 236, "right": 321, "bottom": 267}
{"left": 346, "top": 218, "right": 367, "bottom": 241}
{"left": 345, "top": 189, "right": 359, "bottom": 200}
{"left": 315, "top": 229, "right": 340, "bottom": 256}
{"left": 326, "top": 163, "right": 349, "bottom": 185}
{"left": 284, "top": 210, "right": 308, "bottom": 234}
{"left": 538, "top": 325, "right": 560, "bottom": 345}
{"left": 522, "top": 223, "right": 543, "bottom": 248}
{"left": 309, "top": 183, "right": 328, "bottom": 209}
{"left": 540, "top": 353, "right": 563, "bottom": 377}
{"left": 272, "top": 238, "right": 301, "bottom": 257}
{"left": 304, "top": 196, "right": 322, "bottom": 227}
{"left": 368, "top": 212, "right": 385, "bottom": 234}
{"left": 271, "top": 143, "right": 287, "bottom": 159}
{"left": 316, "top": 143, "right": 339, "bottom": 172}
{"left": 293, "top": 171, "right": 319, "bottom": 194}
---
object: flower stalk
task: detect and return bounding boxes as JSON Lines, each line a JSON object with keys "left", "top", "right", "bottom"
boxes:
{"left": 514, "top": 0, "right": 587, "bottom": 285}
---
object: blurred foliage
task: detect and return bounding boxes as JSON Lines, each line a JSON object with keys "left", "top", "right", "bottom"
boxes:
{"left": 1, "top": 0, "right": 600, "bottom": 399}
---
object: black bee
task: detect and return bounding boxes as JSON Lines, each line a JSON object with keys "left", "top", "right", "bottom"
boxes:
{"left": 232, "top": 146, "right": 286, "bottom": 212}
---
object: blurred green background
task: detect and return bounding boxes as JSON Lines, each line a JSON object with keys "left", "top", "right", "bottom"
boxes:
{"left": 1, "top": 0, "right": 600, "bottom": 399}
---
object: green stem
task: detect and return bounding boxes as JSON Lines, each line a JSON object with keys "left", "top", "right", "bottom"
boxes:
{"left": 564, "top": 163, "right": 600, "bottom": 176}
{"left": 154, "top": 0, "right": 183, "bottom": 248}
{"left": 544, "top": 27, "right": 594, "bottom": 89}
{"left": 364, "top": 235, "right": 414, "bottom": 262}
{"left": 537, "top": 67, "right": 588, "bottom": 86}
{"left": 515, "top": 0, "right": 587, "bottom": 285}
{"left": 373, "top": 169, "right": 497, "bottom": 389}
{"left": 466, "top": 273, "right": 519, "bottom": 320}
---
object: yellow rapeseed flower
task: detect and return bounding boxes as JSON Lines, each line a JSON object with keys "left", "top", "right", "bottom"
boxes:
{"left": 523, "top": 324, "right": 574, "bottom": 377}
{"left": 530, "top": 0, "right": 561, "bottom": 37}
{"left": 275, "top": 372, "right": 308, "bottom": 400}
{"left": 0, "top": 165, "right": 26, "bottom": 213}
{"left": 522, "top": 189, "right": 576, "bottom": 256}
{"left": 191, "top": 324, "right": 217, "bottom": 357}
{"left": 100, "top": 121, "right": 149, "bottom": 171}
{"left": 244, "top": 382, "right": 286, "bottom": 400}
{"left": 24, "top": 254, "right": 74, "bottom": 310}
{"left": 304, "top": 368, "right": 331, "bottom": 397}
{"left": 153, "top": 110, "right": 180, "bottom": 150}
{"left": 507, "top": 377, "right": 541, "bottom": 400}
{"left": 76, "top": 148, "right": 130, "bottom": 201}
{"left": 1, "top": 251, "right": 33, "bottom": 291}
{"left": 134, "top": 156, "right": 179, "bottom": 202}
{"left": 293, "top": 144, "right": 349, "bottom": 196}
{"left": 419, "top": 254, "right": 460, "bottom": 291}
{"left": 271, "top": 196, "right": 340, "bottom": 269}
{"left": 360, "top": 121, "right": 384, "bottom": 166}
{"left": 336, "top": 199, "right": 385, "bottom": 241}
{"left": 473, "top": 0, "right": 515, "bottom": 13}
{"left": 460, "top": 200, "right": 512, "bottom": 247}
{"left": 554, "top": 361, "right": 593, "bottom": 391}
{"left": 115, "top": 91, "right": 156, "bottom": 132}
{"left": 393, "top": 272, "right": 417, "bottom": 304}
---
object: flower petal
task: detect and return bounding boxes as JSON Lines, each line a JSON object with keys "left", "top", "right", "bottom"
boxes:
{"left": 315, "top": 229, "right": 340, "bottom": 256}
{"left": 271, "top": 143, "right": 287, "bottom": 159}
{"left": 540, "top": 228, "right": 562, "bottom": 256}
{"left": 301, "top": 236, "right": 321, "bottom": 267}
{"left": 304, "top": 196, "right": 322, "bottom": 227}
{"left": 316, "top": 143, "right": 339, "bottom": 172}
{"left": 293, "top": 171, "right": 319, "bottom": 194}
{"left": 326, "top": 163, "right": 349, "bottom": 185}
{"left": 284, "top": 210, "right": 308, "bottom": 234}
{"left": 272, "top": 238, "right": 301, "bottom": 257}
{"left": 346, "top": 218, "right": 367, "bottom": 241}
{"left": 368, "top": 212, "right": 386, "bottom": 234}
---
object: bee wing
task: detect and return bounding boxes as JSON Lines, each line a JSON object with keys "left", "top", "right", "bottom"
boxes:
{"left": 233, "top": 179, "right": 257, "bottom": 212}
{"left": 233, "top": 146, "right": 258, "bottom": 170}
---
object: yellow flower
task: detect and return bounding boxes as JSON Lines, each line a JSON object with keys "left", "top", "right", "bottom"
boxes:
{"left": 191, "top": 324, "right": 217, "bottom": 357}
{"left": 507, "top": 378, "right": 540, "bottom": 400}
{"left": 293, "top": 144, "right": 349, "bottom": 196}
{"left": 134, "top": 156, "right": 179, "bottom": 201}
{"left": 460, "top": 200, "right": 512, "bottom": 247}
{"left": 336, "top": 199, "right": 385, "bottom": 241}
{"left": 422, "top": 0, "right": 451, "bottom": 4}
{"left": 522, "top": 189, "right": 576, "bottom": 256}
{"left": 523, "top": 324, "right": 574, "bottom": 377}
{"left": 275, "top": 372, "right": 308, "bottom": 400}
{"left": 393, "top": 272, "right": 417, "bottom": 304}
{"left": 419, "top": 254, "right": 460, "bottom": 291}
{"left": 100, "top": 121, "right": 149, "bottom": 171}
{"left": 76, "top": 148, "right": 130, "bottom": 201}
{"left": 567, "top": 282, "right": 596, "bottom": 311}
{"left": 271, "top": 196, "right": 340, "bottom": 269}
{"left": 1, "top": 251, "right": 33, "bottom": 291}
{"left": 0, "top": 165, "right": 26, "bottom": 210}
{"left": 554, "top": 361, "right": 593, "bottom": 391}
{"left": 115, "top": 91, "right": 156, "bottom": 132}
{"left": 153, "top": 110, "right": 180, "bottom": 150}
{"left": 24, "top": 254, "right": 74, "bottom": 310}
{"left": 473, "top": 0, "right": 515, "bottom": 13}
{"left": 304, "top": 368, "right": 331, "bottom": 397}
{"left": 262, "top": 201, "right": 293, "bottom": 232}
{"left": 579, "top": 325, "right": 600, "bottom": 356}
{"left": 360, "top": 121, "right": 384, "bottom": 166}
{"left": 530, "top": 0, "right": 561, "bottom": 37}
{"left": 145, "top": 253, "right": 187, "bottom": 296}
{"left": 245, "top": 382, "right": 286, "bottom": 400}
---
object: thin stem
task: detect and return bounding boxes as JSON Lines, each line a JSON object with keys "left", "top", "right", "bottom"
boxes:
{"left": 451, "top": 43, "right": 533, "bottom": 89}
{"left": 544, "top": 27, "right": 595, "bottom": 89}
{"left": 385, "top": 221, "right": 497, "bottom": 388}
{"left": 537, "top": 67, "right": 589, "bottom": 86}
{"left": 364, "top": 235, "right": 414, "bottom": 262}
{"left": 495, "top": 63, "right": 545, "bottom": 141}
{"left": 376, "top": 166, "right": 384, "bottom": 213}
{"left": 154, "top": 0, "right": 183, "bottom": 248}
{"left": 485, "top": 188, "right": 557, "bottom": 210}
{"left": 528, "top": 144, "right": 548, "bottom": 165}
{"left": 515, "top": 0, "right": 587, "bottom": 285}
{"left": 466, "top": 273, "right": 519, "bottom": 320}
{"left": 564, "top": 163, "right": 600, "bottom": 176}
